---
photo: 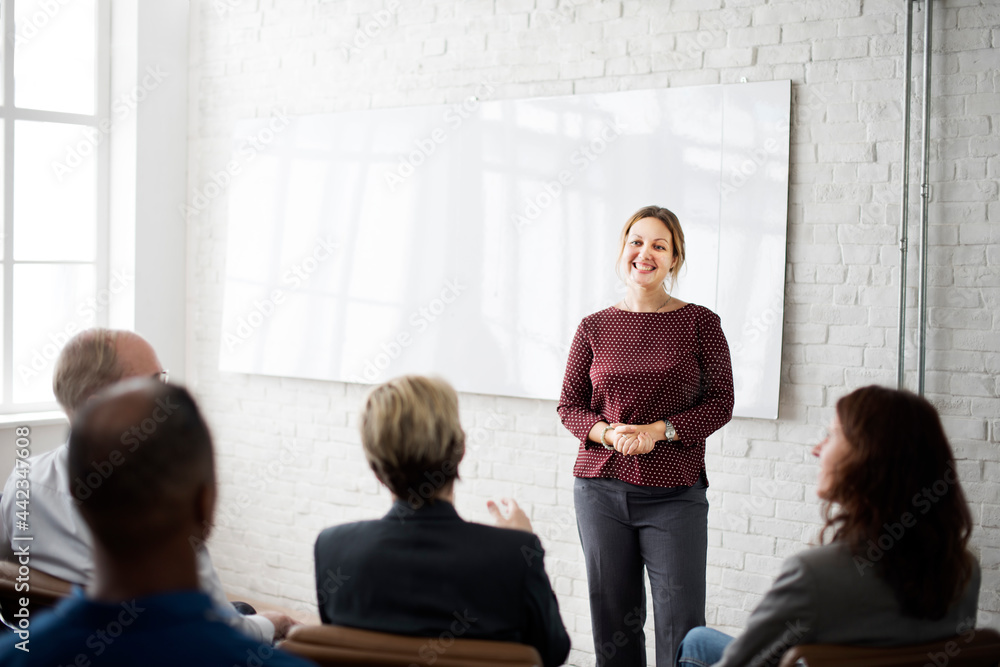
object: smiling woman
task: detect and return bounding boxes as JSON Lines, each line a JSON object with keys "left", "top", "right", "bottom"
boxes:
{"left": 557, "top": 205, "right": 735, "bottom": 666}
{"left": 614, "top": 207, "right": 685, "bottom": 297}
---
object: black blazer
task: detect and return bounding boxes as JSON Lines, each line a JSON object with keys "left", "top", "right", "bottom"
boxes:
{"left": 314, "top": 500, "right": 571, "bottom": 667}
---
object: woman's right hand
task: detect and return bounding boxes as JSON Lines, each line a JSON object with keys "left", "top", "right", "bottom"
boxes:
{"left": 613, "top": 425, "right": 656, "bottom": 456}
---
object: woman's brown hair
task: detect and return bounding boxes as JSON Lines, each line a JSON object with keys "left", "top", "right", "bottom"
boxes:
{"left": 615, "top": 205, "right": 685, "bottom": 290}
{"left": 820, "top": 385, "right": 974, "bottom": 619}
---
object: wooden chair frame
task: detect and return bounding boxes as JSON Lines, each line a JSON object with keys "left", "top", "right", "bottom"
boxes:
{"left": 777, "top": 628, "right": 1000, "bottom": 667}
{"left": 280, "top": 623, "right": 544, "bottom": 667}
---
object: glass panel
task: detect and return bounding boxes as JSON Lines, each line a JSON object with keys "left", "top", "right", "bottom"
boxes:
{"left": 0, "top": 129, "right": 4, "bottom": 261}
{"left": 0, "top": 0, "right": 5, "bottom": 107}
{"left": 13, "top": 263, "right": 96, "bottom": 404}
{"left": 0, "top": 272, "right": 3, "bottom": 403}
{"left": 13, "top": 0, "right": 96, "bottom": 114}
{"left": 14, "top": 120, "right": 97, "bottom": 261}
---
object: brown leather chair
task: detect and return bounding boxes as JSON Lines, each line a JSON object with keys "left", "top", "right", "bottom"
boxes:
{"left": 777, "top": 628, "right": 1000, "bottom": 667}
{"left": 0, "top": 559, "right": 73, "bottom": 630}
{"left": 280, "top": 624, "right": 544, "bottom": 667}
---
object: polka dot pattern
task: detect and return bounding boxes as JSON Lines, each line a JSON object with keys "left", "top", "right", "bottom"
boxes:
{"left": 557, "top": 304, "right": 735, "bottom": 487}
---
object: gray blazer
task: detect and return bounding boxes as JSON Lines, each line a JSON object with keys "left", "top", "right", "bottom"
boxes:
{"left": 715, "top": 543, "right": 981, "bottom": 667}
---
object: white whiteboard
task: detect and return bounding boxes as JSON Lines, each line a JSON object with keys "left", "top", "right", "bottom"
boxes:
{"left": 219, "top": 81, "right": 790, "bottom": 419}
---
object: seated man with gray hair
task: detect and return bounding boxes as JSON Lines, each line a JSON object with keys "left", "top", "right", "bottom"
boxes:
{"left": 0, "top": 328, "right": 295, "bottom": 644}
{"left": 314, "top": 375, "right": 571, "bottom": 667}
{"left": 0, "top": 378, "right": 313, "bottom": 666}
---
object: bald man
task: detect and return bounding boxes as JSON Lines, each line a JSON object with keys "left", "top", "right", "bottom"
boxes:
{"left": 0, "top": 379, "right": 313, "bottom": 666}
{"left": 0, "top": 328, "right": 294, "bottom": 644}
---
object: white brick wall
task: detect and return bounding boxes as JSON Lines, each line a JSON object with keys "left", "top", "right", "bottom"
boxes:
{"left": 186, "top": 1, "right": 1000, "bottom": 664}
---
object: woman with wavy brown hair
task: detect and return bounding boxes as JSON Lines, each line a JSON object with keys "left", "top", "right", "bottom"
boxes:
{"left": 675, "top": 385, "right": 981, "bottom": 667}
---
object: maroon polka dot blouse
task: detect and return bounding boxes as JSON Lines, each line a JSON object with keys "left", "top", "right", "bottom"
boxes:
{"left": 557, "top": 304, "right": 735, "bottom": 488}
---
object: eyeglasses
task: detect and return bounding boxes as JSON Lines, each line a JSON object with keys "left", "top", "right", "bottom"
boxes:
{"left": 153, "top": 370, "right": 170, "bottom": 383}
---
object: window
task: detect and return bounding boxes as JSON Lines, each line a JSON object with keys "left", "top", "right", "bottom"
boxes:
{"left": 1, "top": 0, "right": 109, "bottom": 412}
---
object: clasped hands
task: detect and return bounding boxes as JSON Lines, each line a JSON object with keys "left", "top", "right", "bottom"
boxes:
{"left": 606, "top": 423, "right": 656, "bottom": 456}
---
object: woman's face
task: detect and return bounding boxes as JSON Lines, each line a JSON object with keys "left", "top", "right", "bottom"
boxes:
{"left": 813, "top": 414, "right": 852, "bottom": 500}
{"left": 619, "top": 217, "right": 676, "bottom": 290}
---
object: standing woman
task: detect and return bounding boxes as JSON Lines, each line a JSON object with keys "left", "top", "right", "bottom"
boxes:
{"left": 558, "top": 205, "right": 734, "bottom": 666}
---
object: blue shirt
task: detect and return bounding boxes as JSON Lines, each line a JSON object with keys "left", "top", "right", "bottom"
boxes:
{"left": 0, "top": 588, "right": 315, "bottom": 666}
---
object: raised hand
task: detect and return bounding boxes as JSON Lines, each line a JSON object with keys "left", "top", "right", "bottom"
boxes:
{"left": 487, "top": 497, "right": 533, "bottom": 533}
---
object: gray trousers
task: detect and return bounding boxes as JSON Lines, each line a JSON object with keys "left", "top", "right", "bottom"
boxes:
{"left": 574, "top": 475, "right": 708, "bottom": 667}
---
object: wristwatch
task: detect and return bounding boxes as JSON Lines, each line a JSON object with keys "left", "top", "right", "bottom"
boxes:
{"left": 663, "top": 420, "right": 677, "bottom": 442}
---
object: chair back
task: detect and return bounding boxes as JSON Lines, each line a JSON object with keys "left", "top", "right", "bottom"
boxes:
{"left": 281, "top": 624, "right": 543, "bottom": 667}
{"left": 777, "top": 628, "right": 1000, "bottom": 667}
{"left": 0, "top": 559, "right": 74, "bottom": 629}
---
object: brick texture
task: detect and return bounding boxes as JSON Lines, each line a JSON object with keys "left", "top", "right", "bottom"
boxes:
{"left": 188, "top": 1, "right": 1000, "bottom": 664}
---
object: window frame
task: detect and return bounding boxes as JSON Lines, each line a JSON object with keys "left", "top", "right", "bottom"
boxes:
{"left": 0, "top": 0, "right": 111, "bottom": 413}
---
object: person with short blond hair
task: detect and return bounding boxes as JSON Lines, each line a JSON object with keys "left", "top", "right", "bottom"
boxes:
{"left": 359, "top": 375, "right": 464, "bottom": 508}
{"left": 315, "top": 375, "right": 571, "bottom": 667}
{"left": 52, "top": 328, "right": 128, "bottom": 418}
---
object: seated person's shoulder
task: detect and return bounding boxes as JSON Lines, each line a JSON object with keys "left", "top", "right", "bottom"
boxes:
{"left": 0, "top": 592, "right": 315, "bottom": 667}
{"left": 791, "top": 542, "right": 851, "bottom": 570}
{"left": 315, "top": 518, "right": 382, "bottom": 545}
{"left": 462, "top": 520, "right": 547, "bottom": 568}
{"left": 767, "top": 544, "right": 850, "bottom": 597}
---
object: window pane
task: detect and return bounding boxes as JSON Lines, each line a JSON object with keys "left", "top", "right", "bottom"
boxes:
{"left": 0, "top": 272, "right": 4, "bottom": 402}
{"left": 13, "top": 263, "right": 96, "bottom": 404}
{"left": 0, "top": 130, "right": 4, "bottom": 261}
{"left": 0, "top": 4, "right": 5, "bottom": 107}
{"left": 13, "top": 0, "right": 96, "bottom": 114}
{"left": 14, "top": 120, "right": 97, "bottom": 261}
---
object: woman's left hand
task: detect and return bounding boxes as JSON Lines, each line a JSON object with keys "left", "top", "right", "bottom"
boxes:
{"left": 613, "top": 424, "right": 656, "bottom": 456}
